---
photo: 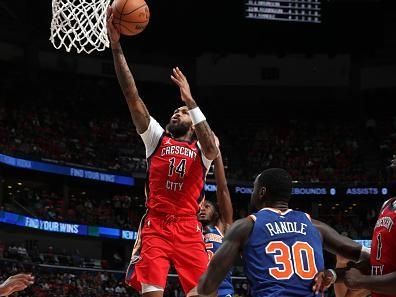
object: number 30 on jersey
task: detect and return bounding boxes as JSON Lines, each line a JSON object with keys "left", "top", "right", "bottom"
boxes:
{"left": 266, "top": 241, "right": 318, "bottom": 280}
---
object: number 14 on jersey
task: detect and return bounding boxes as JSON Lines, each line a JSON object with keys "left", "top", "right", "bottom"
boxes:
{"left": 166, "top": 158, "right": 186, "bottom": 191}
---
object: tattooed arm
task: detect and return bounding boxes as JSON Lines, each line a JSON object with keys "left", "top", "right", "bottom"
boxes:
{"left": 170, "top": 67, "right": 219, "bottom": 160}
{"left": 107, "top": 7, "right": 150, "bottom": 134}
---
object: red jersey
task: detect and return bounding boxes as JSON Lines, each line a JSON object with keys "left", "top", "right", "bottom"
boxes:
{"left": 146, "top": 134, "right": 207, "bottom": 215}
{"left": 370, "top": 197, "right": 396, "bottom": 297}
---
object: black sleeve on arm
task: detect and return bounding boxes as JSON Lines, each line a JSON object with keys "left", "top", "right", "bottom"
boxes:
{"left": 312, "top": 219, "right": 363, "bottom": 261}
{"left": 198, "top": 218, "right": 254, "bottom": 296}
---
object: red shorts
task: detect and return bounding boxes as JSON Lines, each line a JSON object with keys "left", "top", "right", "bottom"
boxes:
{"left": 126, "top": 212, "right": 209, "bottom": 295}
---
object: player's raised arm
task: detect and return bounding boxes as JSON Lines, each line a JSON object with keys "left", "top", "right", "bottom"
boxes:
{"left": 107, "top": 7, "right": 150, "bottom": 134}
{"left": 214, "top": 150, "right": 233, "bottom": 231}
{"left": 170, "top": 67, "right": 219, "bottom": 160}
{"left": 198, "top": 218, "right": 253, "bottom": 297}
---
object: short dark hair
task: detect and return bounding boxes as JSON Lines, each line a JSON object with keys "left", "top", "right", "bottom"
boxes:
{"left": 205, "top": 199, "right": 220, "bottom": 221}
{"left": 257, "top": 168, "right": 292, "bottom": 202}
{"left": 205, "top": 199, "right": 219, "bottom": 214}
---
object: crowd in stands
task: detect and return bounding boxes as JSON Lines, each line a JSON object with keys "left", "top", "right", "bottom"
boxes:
{"left": 0, "top": 97, "right": 395, "bottom": 184}
{"left": 0, "top": 258, "right": 136, "bottom": 297}
{"left": 0, "top": 105, "right": 146, "bottom": 174}
{"left": 0, "top": 250, "right": 251, "bottom": 297}
{"left": 3, "top": 186, "right": 143, "bottom": 230}
{"left": 242, "top": 121, "right": 365, "bottom": 182}
{"left": 1, "top": 239, "right": 133, "bottom": 272}
{"left": 2, "top": 182, "right": 379, "bottom": 240}
{"left": 317, "top": 205, "right": 378, "bottom": 240}
{"left": 223, "top": 112, "right": 396, "bottom": 183}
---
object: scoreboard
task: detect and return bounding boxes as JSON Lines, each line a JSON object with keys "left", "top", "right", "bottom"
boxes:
{"left": 245, "top": 0, "right": 322, "bottom": 24}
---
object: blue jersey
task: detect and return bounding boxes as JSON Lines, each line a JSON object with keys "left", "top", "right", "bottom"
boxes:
{"left": 203, "top": 225, "right": 234, "bottom": 296}
{"left": 243, "top": 208, "right": 324, "bottom": 297}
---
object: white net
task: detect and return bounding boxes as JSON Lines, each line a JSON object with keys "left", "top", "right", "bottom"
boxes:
{"left": 50, "top": 0, "right": 112, "bottom": 54}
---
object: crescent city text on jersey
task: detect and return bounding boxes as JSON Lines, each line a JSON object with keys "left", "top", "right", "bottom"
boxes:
{"left": 374, "top": 216, "right": 394, "bottom": 231}
{"left": 161, "top": 145, "right": 198, "bottom": 160}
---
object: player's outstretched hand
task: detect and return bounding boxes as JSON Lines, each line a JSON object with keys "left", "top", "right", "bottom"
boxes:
{"left": 106, "top": 6, "right": 120, "bottom": 44}
{"left": 0, "top": 273, "right": 34, "bottom": 296}
{"left": 312, "top": 270, "right": 335, "bottom": 294}
{"left": 171, "top": 67, "right": 194, "bottom": 103}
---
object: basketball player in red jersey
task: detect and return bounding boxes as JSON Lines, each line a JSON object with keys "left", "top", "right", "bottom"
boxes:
{"left": 343, "top": 197, "right": 396, "bottom": 296}
{"left": 314, "top": 197, "right": 396, "bottom": 296}
{"left": 107, "top": 8, "right": 219, "bottom": 297}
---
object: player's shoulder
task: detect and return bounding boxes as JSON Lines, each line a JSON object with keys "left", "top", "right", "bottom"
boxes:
{"left": 380, "top": 197, "right": 396, "bottom": 212}
{"left": 293, "top": 209, "right": 313, "bottom": 221}
{"left": 310, "top": 218, "right": 330, "bottom": 235}
{"left": 161, "top": 133, "right": 172, "bottom": 142}
{"left": 234, "top": 217, "right": 255, "bottom": 229}
{"left": 225, "top": 218, "right": 254, "bottom": 242}
{"left": 252, "top": 208, "right": 309, "bottom": 221}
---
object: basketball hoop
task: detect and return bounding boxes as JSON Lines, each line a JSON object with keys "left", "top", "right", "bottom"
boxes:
{"left": 50, "top": 0, "right": 111, "bottom": 54}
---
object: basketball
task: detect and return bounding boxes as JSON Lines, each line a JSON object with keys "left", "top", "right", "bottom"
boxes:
{"left": 111, "top": 0, "right": 150, "bottom": 36}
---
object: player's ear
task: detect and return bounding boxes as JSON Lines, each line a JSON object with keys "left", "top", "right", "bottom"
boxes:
{"left": 260, "top": 186, "right": 267, "bottom": 198}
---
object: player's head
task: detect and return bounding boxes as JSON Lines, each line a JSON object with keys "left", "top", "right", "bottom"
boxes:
{"left": 166, "top": 106, "right": 194, "bottom": 139}
{"left": 199, "top": 200, "right": 220, "bottom": 226}
{"left": 251, "top": 168, "right": 292, "bottom": 211}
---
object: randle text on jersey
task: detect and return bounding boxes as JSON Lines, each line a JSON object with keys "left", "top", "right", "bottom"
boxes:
{"left": 265, "top": 221, "right": 307, "bottom": 236}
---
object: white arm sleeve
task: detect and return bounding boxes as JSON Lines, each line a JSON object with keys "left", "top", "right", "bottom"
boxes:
{"left": 197, "top": 142, "right": 213, "bottom": 170}
{"left": 139, "top": 117, "right": 164, "bottom": 158}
